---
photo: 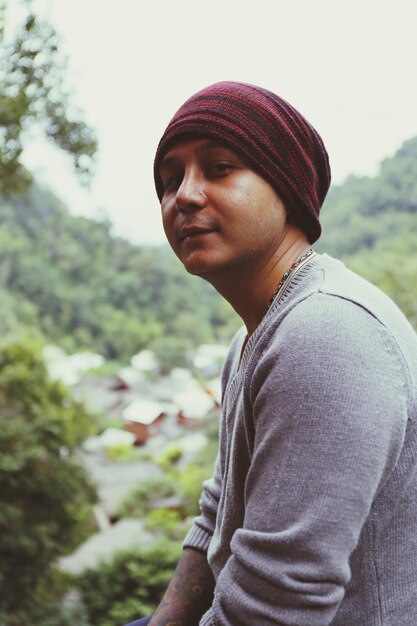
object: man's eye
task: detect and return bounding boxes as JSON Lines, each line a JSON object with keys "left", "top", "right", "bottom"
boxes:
{"left": 206, "top": 162, "right": 233, "bottom": 176}
{"left": 163, "top": 175, "right": 182, "bottom": 192}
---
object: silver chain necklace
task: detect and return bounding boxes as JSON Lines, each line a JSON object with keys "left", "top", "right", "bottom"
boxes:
{"left": 267, "top": 248, "right": 315, "bottom": 310}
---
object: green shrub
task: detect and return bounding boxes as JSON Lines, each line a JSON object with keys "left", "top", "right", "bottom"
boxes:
{"left": 106, "top": 443, "right": 139, "bottom": 462}
{"left": 175, "top": 464, "right": 210, "bottom": 517}
{"left": 117, "top": 475, "right": 176, "bottom": 519}
{"left": 143, "top": 508, "right": 192, "bottom": 541}
{"left": 155, "top": 444, "right": 183, "bottom": 471}
{"left": 0, "top": 340, "right": 97, "bottom": 624}
{"left": 78, "top": 539, "right": 181, "bottom": 626}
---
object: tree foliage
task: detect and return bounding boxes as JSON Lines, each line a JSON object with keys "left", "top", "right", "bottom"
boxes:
{"left": 0, "top": 340, "right": 97, "bottom": 625}
{"left": 0, "top": 0, "right": 97, "bottom": 192}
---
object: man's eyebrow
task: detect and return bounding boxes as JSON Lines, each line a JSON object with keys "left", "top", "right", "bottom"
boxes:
{"left": 160, "top": 140, "right": 234, "bottom": 171}
{"left": 159, "top": 154, "right": 178, "bottom": 172}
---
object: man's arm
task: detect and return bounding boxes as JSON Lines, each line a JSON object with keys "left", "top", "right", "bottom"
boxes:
{"left": 148, "top": 547, "right": 215, "bottom": 626}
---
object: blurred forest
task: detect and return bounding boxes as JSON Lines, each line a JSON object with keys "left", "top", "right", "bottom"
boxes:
{"left": 0, "top": 185, "right": 240, "bottom": 368}
{"left": 1, "top": 2, "right": 417, "bottom": 624}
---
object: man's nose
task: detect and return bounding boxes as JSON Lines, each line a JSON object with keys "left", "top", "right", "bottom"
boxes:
{"left": 175, "top": 169, "right": 206, "bottom": 213}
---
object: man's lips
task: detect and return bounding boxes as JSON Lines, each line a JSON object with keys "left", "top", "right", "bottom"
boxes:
{"left": 179, "top": 225, "right": 217, "bottom": 241}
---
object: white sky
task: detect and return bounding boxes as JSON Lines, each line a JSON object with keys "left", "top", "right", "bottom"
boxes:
{"left": 10, "top": 0, "right": 417, "bottom": 245}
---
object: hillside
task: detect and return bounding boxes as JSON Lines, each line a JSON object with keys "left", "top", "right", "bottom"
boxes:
{"left": 317, "top": 135, "right": 417, "bottom": 328}
{"left": 318, "top": 135, "right": 417, "bottom": 256}
{"left": 0, "top": 186, "right": 239, "bottom": 366}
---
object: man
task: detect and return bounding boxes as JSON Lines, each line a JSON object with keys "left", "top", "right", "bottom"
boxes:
{"left": 126, "top": 82, "right": 417, "bottom": 625}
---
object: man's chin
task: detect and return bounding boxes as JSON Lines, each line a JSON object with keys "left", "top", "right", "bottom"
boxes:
{"left": 179, "top": 252, "right": 210, "bottom": 274}
{"left": 186, "top": 265, "right": 214, "bottom": 279}
{"left": 182, "top": 259, "right": 219, "bottom": 281}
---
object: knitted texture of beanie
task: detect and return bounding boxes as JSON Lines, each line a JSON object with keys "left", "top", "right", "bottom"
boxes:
{"left": 154, "top": 81, "right": 331, "bottom": 243}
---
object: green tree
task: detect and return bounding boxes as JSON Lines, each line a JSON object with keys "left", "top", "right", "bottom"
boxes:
{"left": 0, "top": 340, "right": 97, "bottom": 625}
{"left": 0, "top": 0, "right": 97, "bottom": 192}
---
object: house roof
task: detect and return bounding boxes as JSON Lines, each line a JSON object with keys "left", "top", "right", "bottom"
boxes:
{"left": 173, "top": 388, "right": 214, "bottom": 420}
{"left": 131, "top": 349, "right": 159, "bottom": 372}
{"left": 122, "top": 398, "right": 170, "bottom": 424}
{"left": 84, "top": 428, "right": 136, "bottom": 452}
{"left": 42, "top": 345, "right": 105, "bottom": 386}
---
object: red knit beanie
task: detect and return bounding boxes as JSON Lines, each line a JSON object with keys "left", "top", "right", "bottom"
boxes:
{"left": 154, "top": 81, "right": 331, "bottom": 243}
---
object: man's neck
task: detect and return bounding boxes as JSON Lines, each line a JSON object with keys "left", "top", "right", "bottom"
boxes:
{"left": 205, "top": 232, "right": 311, "bottom": 336}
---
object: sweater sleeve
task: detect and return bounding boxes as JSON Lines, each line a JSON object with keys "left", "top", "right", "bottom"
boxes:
{"left": 183, "top": 453, "right": 223, "bottom": 552}
{"left": 210, "top": 294, "right": 409, "bottom": 625}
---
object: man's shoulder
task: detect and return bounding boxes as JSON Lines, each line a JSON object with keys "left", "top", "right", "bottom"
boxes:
{"left": 279, "top": 253, "right": 415, "bottom": 344}
{"left": 257, "top": 257, "right": 417, "bottom": 406}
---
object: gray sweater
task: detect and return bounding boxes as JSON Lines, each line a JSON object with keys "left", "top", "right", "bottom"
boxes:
{"left": 184, "top": 254, "right": 417, "bottom": 625}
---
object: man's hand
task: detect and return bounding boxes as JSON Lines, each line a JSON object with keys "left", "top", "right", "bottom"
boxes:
{"left": 148, "top": 547, "right": 215, "bottom": 626}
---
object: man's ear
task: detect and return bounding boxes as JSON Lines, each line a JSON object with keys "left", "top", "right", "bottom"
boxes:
{"left": 284, "top": 207, "right": 294, "bottom": 226}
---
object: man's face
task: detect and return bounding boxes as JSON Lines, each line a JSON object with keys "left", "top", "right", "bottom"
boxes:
{"left": 158, "top": 138, "right": 288, "bottom": 280}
